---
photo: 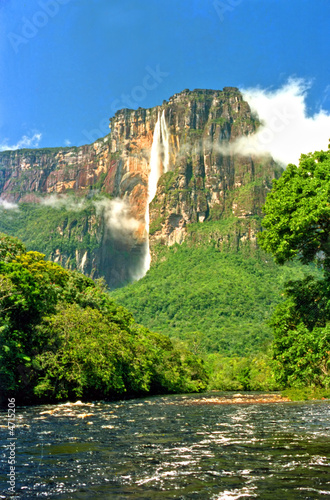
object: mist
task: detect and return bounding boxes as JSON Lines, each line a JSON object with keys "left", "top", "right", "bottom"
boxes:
{"left": 0, "top": 199, "right": 18, "bottom": 210}
{"left": 40, "top": 194, "right": 86, "bottom": 211}
{"left": 94, "top": 197, "right": 140, "bottom": 245}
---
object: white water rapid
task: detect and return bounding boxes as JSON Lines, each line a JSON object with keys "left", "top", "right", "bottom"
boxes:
{"left": 139, "top": 110, "right": 170, "bottom": 277}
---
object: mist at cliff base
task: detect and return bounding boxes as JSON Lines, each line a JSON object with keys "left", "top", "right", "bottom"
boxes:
{"left": 0, "top": 199, "right": 18, "bottom": 210}
{"left": 39, "top": 194, "right": 145, "bottom": 284}
{"left": 93, "top": 198, "right": 140, "bottom": 245}
{"left": 40, "top": 194, "right": 140, "bottom": 246}
{"left": 237, "top": 79, "right": 330, "bottom": 166}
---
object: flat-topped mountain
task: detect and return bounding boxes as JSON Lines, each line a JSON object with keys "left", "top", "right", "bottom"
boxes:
{"left": 0, "top": 88, "right": 282, "bottom": 287}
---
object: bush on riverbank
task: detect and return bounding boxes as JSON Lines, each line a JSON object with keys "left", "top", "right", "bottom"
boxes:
{"left": 205, "top": 351, "right": 279, "bottom": 391}
{"left": 281, "top": 387, "right": 330, "bottom": 401}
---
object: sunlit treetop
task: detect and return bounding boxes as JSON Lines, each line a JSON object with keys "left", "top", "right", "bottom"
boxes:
{"left": 258, "top": 145, "right": 330, "bottom": 271}
{"left": 0, "top": 232, "right": 26, "bottom": 262}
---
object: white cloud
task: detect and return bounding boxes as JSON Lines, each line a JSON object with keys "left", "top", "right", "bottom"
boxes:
{"left": 64, "top": 139, "right": 72, "bottom": 146}
{"left": 40, "top": 194, "right": 86, "bottom": 211}
{"left": 231, "top": 79, "right": 330, "bottom": 166}
{"left": 94, "top": 197, "right": 140, "bottom": 244}
{"left": 0, "top": 133, "right": 42, "bottom": 152}
{"left": 0, "top": 199, "right": 19, "bottom": 210}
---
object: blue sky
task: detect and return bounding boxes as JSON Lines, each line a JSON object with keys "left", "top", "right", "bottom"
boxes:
{"left": 0, "top": 0, "right": 329, "bottom": 151}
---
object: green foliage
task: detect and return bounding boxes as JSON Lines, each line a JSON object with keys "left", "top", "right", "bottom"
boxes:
{"left": 258, "top": 147, "right": 330, "bottom": 269}
{"left": 156, "top": 170, "right": 178, "bottom": 194}
{"left": 113, "top": 233, "right": 315, "bottom": 357}
{"left": 210, "top": 117, "right": 227, "bottom": 126}
{"left": 270, "top": 281, "right": 330, "bottom": 389}
{"left": 0, "top": 201, "right": 100, "bottom": 263}
{"left": 258, "top": 146, "right": 330, "bottom": 391}
{"left": 0, "top": 234, "right": 207, "bottom": 404}
{"left": 205, "top": 351, "right": 278, "bottom": 391}
{"left": 0, "top": 232, "right": 26, "bottom": 262}
{"left": 188, "top": 129, "right": 203, "bottom": 137}
{"left": 281, "top": 386, "right": 330, "bottom": 401}
{"left": 34, "top": 304, "right": 141, "bottom": 399}
{"left": 149, "top": 215, "right": 166, "bottom": 235}
{"left": 90, "top": 171, "right": 107, "bottom": 190}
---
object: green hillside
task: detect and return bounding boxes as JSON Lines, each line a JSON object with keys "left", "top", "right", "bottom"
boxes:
{"left": 0, "top": 195, "right": 145, "bottom": 288}
{"left": 0, "top": 200, "right": 101, "bottom": 262}
{"left": 113, "top": 220, "right": 318, "bottom": 357}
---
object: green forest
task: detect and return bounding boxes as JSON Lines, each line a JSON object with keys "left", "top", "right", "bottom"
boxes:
{"left": 113, "top": 243, "right": 314, "bottom": 356}
{"left": 257, "top": 148, "right": 330, "bottom": 398}
{"left": 112, "top": 236, "right": 323, "bottom": 394}
{"left": 0, "top": 196, "right": 102, "bottom": 265}
{"left": 0, "top": 234, "right": 207, "bottom": 405}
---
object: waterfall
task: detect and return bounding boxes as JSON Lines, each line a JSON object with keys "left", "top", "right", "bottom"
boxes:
{"left": 79, "top": 251, "right": 88, "bottom": 272}
{"left": 160, "top": 109, "right": 170, "bottom": 173}
{"left": 139, "top": 112, "right": 163, "bottom": 276}
{"left": 137, "top": 110, "right": 170, "bottom": 278}
{"left": 148, "top": 113, "right": 162, "bottom": 207}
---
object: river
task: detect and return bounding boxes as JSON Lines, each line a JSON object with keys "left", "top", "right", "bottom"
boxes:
{"left": 1, "top": 392, "right": 329, "bottom": 499}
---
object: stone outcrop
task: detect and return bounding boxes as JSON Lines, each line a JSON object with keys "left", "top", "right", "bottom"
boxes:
{"left": 0, "top": 88, "right": 283, "bottom": 286}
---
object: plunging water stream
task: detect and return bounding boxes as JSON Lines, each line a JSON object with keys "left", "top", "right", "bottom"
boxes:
{"left": 161, "top": 109, "right": 170, "bottom": 173}
{"left": 140, "top": 110, "right": 170, "bottom": 277}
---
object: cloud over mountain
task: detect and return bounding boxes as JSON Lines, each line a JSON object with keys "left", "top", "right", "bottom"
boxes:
{"left": 239, "top": 79, "right": 330, "bottom": 166}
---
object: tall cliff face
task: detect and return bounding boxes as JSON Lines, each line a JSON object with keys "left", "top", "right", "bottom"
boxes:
{"left": 0, "top": 88, "right": 282, "bottom": 286}
{"left": 0, "top": 141, "right": 110, "bottom": 201}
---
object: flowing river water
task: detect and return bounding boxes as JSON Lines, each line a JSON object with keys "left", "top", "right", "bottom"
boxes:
{"left": 1, "top": 392, "right": 329, "bottom": 499}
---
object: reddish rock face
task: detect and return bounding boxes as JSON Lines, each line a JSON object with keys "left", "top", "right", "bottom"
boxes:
{"left": 0, "top": 88, "right": 283, "bottom": 284}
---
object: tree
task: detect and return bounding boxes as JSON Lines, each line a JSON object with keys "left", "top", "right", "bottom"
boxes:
{"left": 258, "top": 147, "right": 330, "bottom": 271}
{"left": 0, "top": 275, "right": 14, "bottom": 312}
{"left": 0, "top": 232, "right": 26, "bottom": 262}
{"left": 270, "top": 300, "right": 330, "bottom": 388}
{"left": 258, "top": 147, "right": 330, "bottom": 390}
{"left": 34, "top": 304, "right": 132, "bottom": 400}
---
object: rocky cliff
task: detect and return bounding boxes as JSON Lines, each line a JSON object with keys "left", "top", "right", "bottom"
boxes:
{"left": 0, "top": 88, "right": 282, "bottom": 287}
